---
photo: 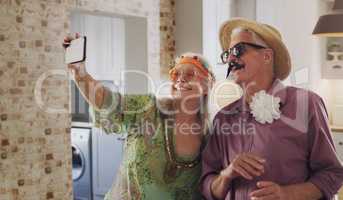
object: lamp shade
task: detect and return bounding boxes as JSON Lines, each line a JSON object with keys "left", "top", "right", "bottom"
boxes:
{"left": 333, "top": 0, "right": 343, "bottom": 10}
{"left": 313, "top": 0, "right": 343, "bottom": 37}
{"left": 313, "top": 13, "right": 343, "bottom": 37}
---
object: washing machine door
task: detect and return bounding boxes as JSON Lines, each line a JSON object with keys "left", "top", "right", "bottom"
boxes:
{"left": 72, "top": 144, "right": 86, "bottom": 181}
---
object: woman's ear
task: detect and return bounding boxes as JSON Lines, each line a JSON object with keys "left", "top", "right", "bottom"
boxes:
{"left": 263, "top": 49, "right": 274, "bottom": 64}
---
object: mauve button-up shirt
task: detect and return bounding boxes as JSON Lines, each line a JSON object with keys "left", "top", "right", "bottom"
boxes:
{"left": 200, "top": 80, "right": 343, "bottom": 200}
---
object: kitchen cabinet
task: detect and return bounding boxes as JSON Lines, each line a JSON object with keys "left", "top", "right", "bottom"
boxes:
{"left": 92, "top": 127, "right": 124, "bottom": 200}
{"left": 332, "top": 128, "right": 343, "bottom": 161}
{"left": 332, "top": 127, "right": 343, "bottom": 200}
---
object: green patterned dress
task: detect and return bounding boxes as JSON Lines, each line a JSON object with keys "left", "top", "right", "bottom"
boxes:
{"left": 89, "top": 92, "right": 207, "bottom": 200}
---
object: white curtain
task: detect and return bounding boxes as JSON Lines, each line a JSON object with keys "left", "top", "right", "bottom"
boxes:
{"left": 71, "top": 13, "right": 125, "bottom": 82}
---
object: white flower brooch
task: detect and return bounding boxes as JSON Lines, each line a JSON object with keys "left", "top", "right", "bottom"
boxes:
{"left": 249, "top": 90, "right": 281, "bottom": 124}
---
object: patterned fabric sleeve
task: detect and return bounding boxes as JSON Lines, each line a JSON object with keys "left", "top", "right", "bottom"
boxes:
{"left": 89, "top": 89, "right": 123, "bottom": 134}
{"left": 89, "top": 88, "right": 157, "bottom": 135}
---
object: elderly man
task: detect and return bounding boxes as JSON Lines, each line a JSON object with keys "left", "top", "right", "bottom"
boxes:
{"left": 200, "top": 18, "right": 343, "bottom": 200}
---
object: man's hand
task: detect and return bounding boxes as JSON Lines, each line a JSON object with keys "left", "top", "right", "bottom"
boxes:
{"left": 220, "top": 153, "right": 266, "bottom": 180}
{"left": 250, "top": 181, "right": 288, "bottom": 200}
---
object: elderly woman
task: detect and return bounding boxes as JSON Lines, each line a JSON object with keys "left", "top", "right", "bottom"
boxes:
{"left": 63, "top": 35, "right": 215, "bottom": 200}
{"left": 200, "top": 18, "right": 343, "bottom": 200}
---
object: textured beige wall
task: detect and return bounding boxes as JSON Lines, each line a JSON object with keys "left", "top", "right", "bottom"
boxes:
{"left": 160, "top": 0, "right": 176, "bottom": 77}
{"left": 0, "top": 0, "right": 175, "bottom": 199}
{"left": 175, "top": 0, "right": 203, "bottom": 55}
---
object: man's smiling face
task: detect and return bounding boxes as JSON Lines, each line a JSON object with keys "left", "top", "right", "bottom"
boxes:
{"left": 227, "top": 30, "right": 272, "bottom": 86}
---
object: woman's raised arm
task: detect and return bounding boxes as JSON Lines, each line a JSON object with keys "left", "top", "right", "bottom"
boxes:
{"left": 68, "top": 62, "right": 110, "bottom": 110}
{"left": 63, "top": 33, "right": 110, "bottom": 110}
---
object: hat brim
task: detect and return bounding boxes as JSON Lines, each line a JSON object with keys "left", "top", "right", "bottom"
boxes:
{"left": 219, "top": 18, "right": 291, "bottom": 80}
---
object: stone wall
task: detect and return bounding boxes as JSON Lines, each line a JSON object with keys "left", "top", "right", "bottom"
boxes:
{"left": 0, "top": 0, "right": 175, "bottom": 199}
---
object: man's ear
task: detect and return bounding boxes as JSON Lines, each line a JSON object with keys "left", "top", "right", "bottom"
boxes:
{"left": 263, "top": 49, "right": 274, "bottom": 63}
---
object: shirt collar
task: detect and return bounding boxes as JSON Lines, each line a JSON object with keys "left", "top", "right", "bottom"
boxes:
{"left": 266, "top": 79, "right": 287, "bottom": 106}
{"left": 227, "top": 79, "right": 288, "bottom": 114}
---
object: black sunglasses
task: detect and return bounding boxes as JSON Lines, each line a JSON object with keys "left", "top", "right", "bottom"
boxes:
{"left": 220, "top": 42, "right": 267, "bottom": 64}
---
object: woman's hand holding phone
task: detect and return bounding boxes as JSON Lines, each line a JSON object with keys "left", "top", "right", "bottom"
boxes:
{"left": 62, "top": 33, "right": 87, "bottom": 76}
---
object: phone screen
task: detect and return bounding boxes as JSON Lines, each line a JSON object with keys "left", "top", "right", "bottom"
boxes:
{"left": 65, "top": 36, "right": 86, "bottom": 64}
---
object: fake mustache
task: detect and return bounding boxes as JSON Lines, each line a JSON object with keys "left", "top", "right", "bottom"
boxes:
{"left": 226, "top": 61, "right": 245, "bottom": 78}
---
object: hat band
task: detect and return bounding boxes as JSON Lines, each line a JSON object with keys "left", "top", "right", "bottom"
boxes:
{"left": 169, "top": 58, "right": 209, "bottom": 79}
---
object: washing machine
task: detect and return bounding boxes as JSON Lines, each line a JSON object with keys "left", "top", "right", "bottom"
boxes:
{"left": 72, "top": 126, "right": 93, "bottom": 200}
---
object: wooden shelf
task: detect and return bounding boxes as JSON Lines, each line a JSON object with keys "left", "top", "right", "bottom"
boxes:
{"left": 331, "top": 125, "right": 343, "bottom": 132}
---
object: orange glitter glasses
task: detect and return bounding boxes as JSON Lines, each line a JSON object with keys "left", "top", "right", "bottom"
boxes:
{"left": 169, "top": 56, "right": 209, "bottom": 81}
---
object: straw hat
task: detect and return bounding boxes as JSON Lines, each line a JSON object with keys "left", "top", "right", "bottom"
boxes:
{"left": 219, "top": 18, "right": 291, "bottom": 80}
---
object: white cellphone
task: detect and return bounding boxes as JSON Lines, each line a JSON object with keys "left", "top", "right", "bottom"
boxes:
{"left": 65, "top": 36, "right": 87, "bottom": 64}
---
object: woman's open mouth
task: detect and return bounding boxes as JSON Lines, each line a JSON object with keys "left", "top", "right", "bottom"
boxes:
{"left": 173, "top": 83, "right": 193, "bottom": 91}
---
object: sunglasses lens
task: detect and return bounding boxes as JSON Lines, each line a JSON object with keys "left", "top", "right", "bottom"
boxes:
{"left": 221, "top": 43, "right": 246, "bottom": 63}
{"left": 232, "top": 44, "right": 243, "bottom": 58}
{"left": 221, "top": 51, "right": 229, "bottom": 64}
{"left": 232, "top": 48, "right": 239, "bottom": 57}
{"left": 222, "top": 42, "right": 265, "bottom": 64}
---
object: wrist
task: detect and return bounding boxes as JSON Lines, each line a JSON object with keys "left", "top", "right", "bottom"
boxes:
{"left": 219, "top": 169, "right": 234, "bottom": 184}
{"left": 75, "top": 65, "right": 87, "bottom": 76}
{"left": 74, "top": 71, "right": 90, "bottom": 82}
{"left": 211, "top": 170, "right": 233, "bottom": 196}
{"left": 69, "top": 62, "right": 87, "bottom": 75}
